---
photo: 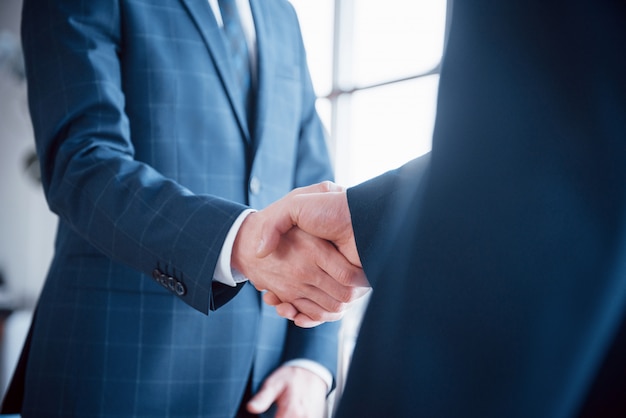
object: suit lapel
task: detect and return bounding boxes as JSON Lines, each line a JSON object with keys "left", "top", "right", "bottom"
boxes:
{"left": 179, "top": 0, "right": 251, "bottom": 141}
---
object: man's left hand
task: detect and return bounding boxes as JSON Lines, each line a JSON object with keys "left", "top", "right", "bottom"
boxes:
{"left": 247, "top": 366, "right": 328, "bottom": 418}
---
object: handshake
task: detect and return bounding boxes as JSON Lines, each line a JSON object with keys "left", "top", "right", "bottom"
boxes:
{"left": 232, "top": 181, "right": 371, "bottom": 328}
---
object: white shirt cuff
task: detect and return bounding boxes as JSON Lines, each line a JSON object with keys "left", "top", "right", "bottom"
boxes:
{"left": 282, "top": 359, "right": 333, "bottom": 394}
{"left": 213, "top": 209, "right": 256, "bottom": 286}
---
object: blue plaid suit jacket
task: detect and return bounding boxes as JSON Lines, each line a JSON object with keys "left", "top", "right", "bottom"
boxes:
{"left": 9, "top": 0, "right": 339, "bottom": 416}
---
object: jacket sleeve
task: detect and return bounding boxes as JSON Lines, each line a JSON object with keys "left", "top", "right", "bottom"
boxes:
{"left": 21, "top": 0, "right": 245, "bottom": 314}
{"left": 347, "top": 153, "right": 432, "bottom": 288}
{"left": 282, "top": 321, "right": 341, "bottom": 391}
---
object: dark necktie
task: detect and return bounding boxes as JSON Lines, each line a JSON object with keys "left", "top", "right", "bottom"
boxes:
{"left": 218, "top": 0, "right": 254, "bottom": 130}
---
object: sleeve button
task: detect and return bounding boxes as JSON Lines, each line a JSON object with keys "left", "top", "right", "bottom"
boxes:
{"left": 175, "top": 282, "right": 187, "bottom": 296}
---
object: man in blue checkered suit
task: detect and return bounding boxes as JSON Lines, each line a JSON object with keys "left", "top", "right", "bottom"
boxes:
{"left": 1, "top": 0, "right": 366, "bottom": 416}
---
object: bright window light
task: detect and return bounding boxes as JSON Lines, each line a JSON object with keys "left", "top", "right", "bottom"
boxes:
{"left": 289, "top": 0, "right": 447, "bottom": 185}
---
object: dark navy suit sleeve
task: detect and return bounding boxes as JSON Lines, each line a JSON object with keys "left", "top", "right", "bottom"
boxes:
{"left": 347, "top": 153, "right": 431, "bottom": 288}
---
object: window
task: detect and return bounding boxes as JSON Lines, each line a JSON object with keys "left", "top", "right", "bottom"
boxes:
{"left": 288, "top": 0, "right": 449, "bottom": 410}
{"left": 289, "top": 0, "right": 448, "bottom": 186}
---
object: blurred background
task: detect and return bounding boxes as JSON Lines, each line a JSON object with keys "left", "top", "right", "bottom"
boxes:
{"left": 0, "top": 0, "right": 447, "bottom": 407}
{"left": 0, "top": 0, "right": 57, "bottom": 400}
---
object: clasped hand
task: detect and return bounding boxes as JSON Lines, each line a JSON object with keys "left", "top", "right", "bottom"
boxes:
{"left": 232, "top": 182, "right": 371, "bottom": 327}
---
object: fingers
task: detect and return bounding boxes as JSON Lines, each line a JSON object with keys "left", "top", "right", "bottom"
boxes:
{"left": 274, "top": 300, "right": 339, "bottom": 327}
{"left": 269, "top": 296, "right": 342, "bottom": 327}
{"left": 317, "top": 251, "right": 370, "bottom": 288}
{"left": 266, "top": 291, "right": 371, "bottom": 328}
{"left": 256, "top": 182, "right": 344, "bottom": 258}
{"left": 264, "top": 293, "right": 323, "bottom": 326}
{"left": 246, "top": 376, "right": 285, "bottom": 414}
{"left": 248, "top": 366, "right": 328, "bottom": 418}
{"left": 263, "top": 292, "right": 299, "bottom": 321}
{"left": 259, "top": 190, "right": 358, "bottom": 274}
{"left": 262, "top": 291, "right": 281, "bottom": 306}
{"left": 265, "top": 289, "right": 344, "bottom": 327}
{"left": 259, "top": 230, "right": 370, "bottom": 326}
{"left": 275, "top": 303, "right": 300, "bottom": 322}
{"left": 293, "top": 313, "right": 324, "bottom": 329}
{"left": 289, "top": 298, "right": 340, "bottom": 327}
{"left": 236, "top": 222, "right": 362, "bottom": 321}
{"left": 236, "top": 182, "right": 369, "bottom": 326}
{"left": 258, "top": 229, "right": 359, "bottom": 311}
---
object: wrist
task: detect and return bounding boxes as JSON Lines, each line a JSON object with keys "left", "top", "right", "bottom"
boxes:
{"left": 231, "top": 211, "right": 258, "bottom": 278}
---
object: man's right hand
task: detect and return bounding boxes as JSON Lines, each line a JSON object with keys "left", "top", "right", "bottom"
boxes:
{"left": 232, "top": 182, "right": 370, "bottom": 326}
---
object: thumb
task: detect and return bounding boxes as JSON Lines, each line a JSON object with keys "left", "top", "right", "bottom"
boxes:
{"left": 255, "top": 216, "right": 293, "bottom": 259}
{"left": 246, "top": 377, "right": 285, "bottom": 414}
{"left": 256, "top": 181, "right": 343, "bottom": 258}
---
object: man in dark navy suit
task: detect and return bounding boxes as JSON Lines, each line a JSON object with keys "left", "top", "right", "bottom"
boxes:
{"left": 254, "top": 0, "right": 626, "bottom": 416}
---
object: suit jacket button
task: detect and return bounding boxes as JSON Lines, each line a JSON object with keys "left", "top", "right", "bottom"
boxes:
{"left": 152, "top": 268, "right": 162, "bottom": 281}
{"left": 159, "top": 273, "right": 168, "bottom": 287}
{"left": 167, "top": 276, "right": 176, "bottom": 291}
{"left": 175, "top": 282, "right": 187, "bottom": 296}
{"left": 250, "top": 177, "right": 261, "bottom": 195}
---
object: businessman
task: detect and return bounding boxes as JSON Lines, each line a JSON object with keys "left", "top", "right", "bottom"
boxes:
{"left": 254, "top": 0, "right": 626, "bottom": 416}
{"left": 2, "top": 0, "right": 366, "bottom": 416}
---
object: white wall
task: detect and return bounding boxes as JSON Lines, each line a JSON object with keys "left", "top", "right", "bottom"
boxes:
{"left": 0, "top": 0, "right": 54, "bottom": 305}
{"left": 0, "top": 0, "right": 57, "bottom": 395}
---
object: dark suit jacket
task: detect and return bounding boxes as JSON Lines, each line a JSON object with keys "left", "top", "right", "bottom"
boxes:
{"left": 4, "top": 0, "right": 339, "bottom": 416}
{"left": 338, "top": 0, "right": 626, "bottom": 416}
